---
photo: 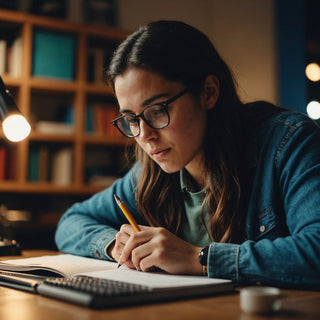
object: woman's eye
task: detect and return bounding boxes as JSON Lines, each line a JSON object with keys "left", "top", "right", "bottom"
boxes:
{"left": 126, "top": 116, "right": 138, "bottom": 124}
{"left": 155, "top": 109, "right": 165, "bottom": 115}
{"left": 151, "top": 106, "right": 166, "bottom": 116}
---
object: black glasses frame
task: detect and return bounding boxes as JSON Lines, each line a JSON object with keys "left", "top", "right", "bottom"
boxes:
{"left": 112, "top": 88, "right": 188, "bottom": 138}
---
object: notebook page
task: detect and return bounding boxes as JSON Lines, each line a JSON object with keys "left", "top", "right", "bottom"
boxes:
{"left": 0, "top": 254, "right": 117, "bottom": 277}
{"left": 78, "top": 266, "right": 231, "bottom": 289}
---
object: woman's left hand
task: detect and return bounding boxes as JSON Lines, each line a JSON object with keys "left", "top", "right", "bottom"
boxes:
{"left": 117, "top": 224, "right": 203, "bottom": 275}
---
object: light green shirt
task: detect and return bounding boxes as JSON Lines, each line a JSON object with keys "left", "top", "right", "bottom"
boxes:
{"left": 179, "top": 169, "right": 211, "bottom": 247}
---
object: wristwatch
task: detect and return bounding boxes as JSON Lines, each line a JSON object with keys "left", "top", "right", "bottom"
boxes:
{"left": 198, "top": 246, "right": 209, "bottom": 276}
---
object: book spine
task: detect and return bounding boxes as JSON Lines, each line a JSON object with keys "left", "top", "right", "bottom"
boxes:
{"left": 67, "top": 0, "right": 84, "bottom": 23}
{"left": 87, "top": 104, "right": 120, "bottom": 136}
{"left": 86, "top": 105, "right": 94, "bottom": 134}
{"left": 52, "top": 148, "right": 73, "bottom": 185}
{"left": 8, "top": 37, "right": 22, "bottom": 77}
{"left": 39, "top": 145, "right": 49, "bottom": 182}
{"left": 28, "top": 147, "right": 40, "bottom": 182}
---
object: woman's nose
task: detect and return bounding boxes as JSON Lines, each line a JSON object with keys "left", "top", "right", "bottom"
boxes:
{"left": 138, "top": 119, "right": 158, "bottom": 141}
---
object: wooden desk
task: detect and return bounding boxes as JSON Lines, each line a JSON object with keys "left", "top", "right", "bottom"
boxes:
{"left": 1, "top": 250, "right": 319, "bottom": 320}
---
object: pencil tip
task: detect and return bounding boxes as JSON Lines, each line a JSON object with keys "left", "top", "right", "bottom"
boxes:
{"left": 114, "top": 194, "right": 121, "bottom": 205}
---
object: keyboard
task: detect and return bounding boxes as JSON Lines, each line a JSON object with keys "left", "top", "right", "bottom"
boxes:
{"left": 37, "top": 275, "right": 159, "bottom": 308}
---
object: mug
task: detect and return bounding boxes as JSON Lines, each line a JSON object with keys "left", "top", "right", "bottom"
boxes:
{"left": 240, "top": 286, "right": 282, "bottom": 314}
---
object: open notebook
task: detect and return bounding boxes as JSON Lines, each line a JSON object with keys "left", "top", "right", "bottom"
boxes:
{"left": 0, "top": 254, "right": 234, "bottom": 308}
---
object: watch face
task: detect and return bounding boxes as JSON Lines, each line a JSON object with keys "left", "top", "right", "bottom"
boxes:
{"left": 199, "top": 246, "right": 209, "bottom": 266}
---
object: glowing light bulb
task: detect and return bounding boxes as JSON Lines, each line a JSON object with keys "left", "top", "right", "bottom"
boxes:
{"left": 305, "top": 63, "right": 320, "bottom": 82}
{"left": 2, "top": 114, "right": 31, "bottom": 142}
{"left": 306, "top": 101, "right": 320, "bottom": 120}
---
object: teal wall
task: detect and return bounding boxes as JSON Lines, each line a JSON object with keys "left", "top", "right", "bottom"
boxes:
{"left": 275, "top": 0, "right": 307, "bottom": 113}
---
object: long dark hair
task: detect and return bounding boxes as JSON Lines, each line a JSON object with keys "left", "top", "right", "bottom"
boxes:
{"left": 107, "top": 20, "right": 280, "bottom": 243}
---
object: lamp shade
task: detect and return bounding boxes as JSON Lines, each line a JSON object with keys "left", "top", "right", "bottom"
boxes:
{"left": 0, "top": 76, "right": 31, "bottom": 142}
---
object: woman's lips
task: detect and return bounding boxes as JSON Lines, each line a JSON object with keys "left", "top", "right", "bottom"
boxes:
{"left": 150, "top": 148, "right": 171, "bottom": 160}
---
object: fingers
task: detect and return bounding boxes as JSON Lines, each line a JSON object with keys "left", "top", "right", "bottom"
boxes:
{"left": 114, "top": 225, "right": 197, "bottom": 274}
{"left": 111, "top": 225, "right": 131, "bottom": 261}
{"left": 130, "top": 241, "right": 153, "bottom": 271}
{"left": 120, "top": 226, "right": 168, "bottom": 271}
{"left": 118, "top": 228, "right": 148, "bottom": 265}
{"left": 113, "top": 224, "right": 145, "bottom": 267}
{"left": 114, "top": 224, "right": 153, "bottom": 268}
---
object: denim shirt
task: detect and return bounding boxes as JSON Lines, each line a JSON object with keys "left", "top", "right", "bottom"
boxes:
{"left": 55, "top": 111, "right": 320, "bottom": 289}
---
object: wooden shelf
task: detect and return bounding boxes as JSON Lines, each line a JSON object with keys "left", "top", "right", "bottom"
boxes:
{"left": 0, "top": 9, "right": 128, "bottom": 221}
{"left": 85, "top": 82, "right": 114, "bottom": 95}
{"left": 29, "top": 77, "right": 78, "bottom": 92}
{"left": 0, "top": 181, "right": 108, "bottom": 195}
{"left": 29, "top": 132, "right": 76, "bottom": 143}
{"left": 1, "top": 74, "right": 22, "bottom": 86}
{"left": 84, "top": 135, "right": 128, "bottom": 145}
{"left": 0, "top": 8, "right": 126, "bottom": 39}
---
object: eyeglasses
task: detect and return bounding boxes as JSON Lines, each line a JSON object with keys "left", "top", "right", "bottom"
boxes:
{"left": 112, "top": 88, "right": 188, "bottom": 138}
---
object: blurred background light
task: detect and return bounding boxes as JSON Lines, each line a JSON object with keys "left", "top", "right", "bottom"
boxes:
{"left": 305, "top": 62, "right": 320, "bottom": 82}
{"left": 306, "top": 100, "right": 320, "bottom": 119}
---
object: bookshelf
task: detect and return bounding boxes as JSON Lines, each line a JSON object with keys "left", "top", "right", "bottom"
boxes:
{"left": 0, "top": 8, "right": 129, "bottom": 246}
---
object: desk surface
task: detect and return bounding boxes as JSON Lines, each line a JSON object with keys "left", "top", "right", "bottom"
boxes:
{"left": 0, "top": 250, "right": 319, "bottom": 320}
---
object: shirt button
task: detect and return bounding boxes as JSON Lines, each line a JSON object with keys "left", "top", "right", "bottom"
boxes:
{"left": 96, "top": 251, "right": 102, "bottom": 259}
{"left": 260, "top": 225, "right": 266, "bottom": 232}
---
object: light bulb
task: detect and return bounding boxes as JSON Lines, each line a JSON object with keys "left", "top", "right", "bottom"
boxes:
{"left": 305, "top": 63, "right": 320, "bottom": 82}
{"left": 306, "top": 101, "right": 320, "bottom": 120}
{"left": 2, "top": 114, "right": 31, "bottom": 142}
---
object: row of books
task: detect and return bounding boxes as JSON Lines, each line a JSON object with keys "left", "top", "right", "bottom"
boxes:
{"left": 0, "top": 37, "right": 22, "bottom": 76}
{"left": 35, "top": 121, "right": 75, "bottom": 135}
{"left": 0, "top": 146, "right": 16, "bottom": 180}
{"left": 86, "top": 104, "right": 121, "bottom": 136}
{"left": 33, "top": 103, "right": 74, "bottom": 135}
{"left": 28, "top": 146, "right": 73, "bottom": 185}
{"left": 10, "top": 0, "right": 117, "bottom": 26}
{"left": 33, "top": 106, "right": 120, "bottom": 137}
{"left": 0, "top": 33, "right": 112, "bottom": 82}
{"left": 27, "top": 145, "right": 118, "bottom": 187}
{"left": 0, "top": 143, "right": 119, "bottom": 186}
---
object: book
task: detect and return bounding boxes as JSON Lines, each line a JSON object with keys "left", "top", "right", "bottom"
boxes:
{"left": 35, "top": 121, "right": 75, "bottom": 135}
{"left": 32, "top": 29, "right": 76, "bottom": 80}
{"left": 39, "top": 145, "right": 49, "bottom": 182}
{"left": 7, "top": 37, "right": 22, "bottom": 77}
{"left": 28, "top": 146, "right": 40, "bottom": 182}
{"left": 88, "top": 48, "right": 105, "bottom": 83}
{"left": 67, "top": 0, "right": 84, "bottom": 23}
{"left": 52, "top": 148, "right": 73, "bottom": 185}
{"left": 0, "top": 254, "right": 115, "bottom": 278}
{"left": 0, "top": 254, "right": 234, "bottom": 308}
{"left": 84, "top": 0, "right": 117, "bottom": 26}
{"left": 86, "top": 103, "right": 121, "bottom": 136}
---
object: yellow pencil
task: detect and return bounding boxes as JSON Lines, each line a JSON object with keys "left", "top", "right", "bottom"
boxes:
{"left": 114, "top": 194, "right": 141, "bottom": 232}
{"left": 114, "top": 194, "right": 141, "bottom": 268}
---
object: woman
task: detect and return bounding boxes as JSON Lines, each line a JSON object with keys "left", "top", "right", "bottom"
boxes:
{"left": 55, "top": 21, "right": 320, "bottom": 289}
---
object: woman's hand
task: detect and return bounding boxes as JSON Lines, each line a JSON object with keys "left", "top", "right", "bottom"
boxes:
{"left": 110, "top": 224, "right": 203, "bottom": 275}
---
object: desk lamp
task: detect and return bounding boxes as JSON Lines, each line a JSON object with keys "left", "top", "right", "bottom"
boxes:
{"left": 0, "top": 76, "right": 31, "bottom": 142}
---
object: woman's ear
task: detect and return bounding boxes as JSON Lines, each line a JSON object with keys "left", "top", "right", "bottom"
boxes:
{"left": 201, "top": 75, "right": 220, "bottom": 110}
